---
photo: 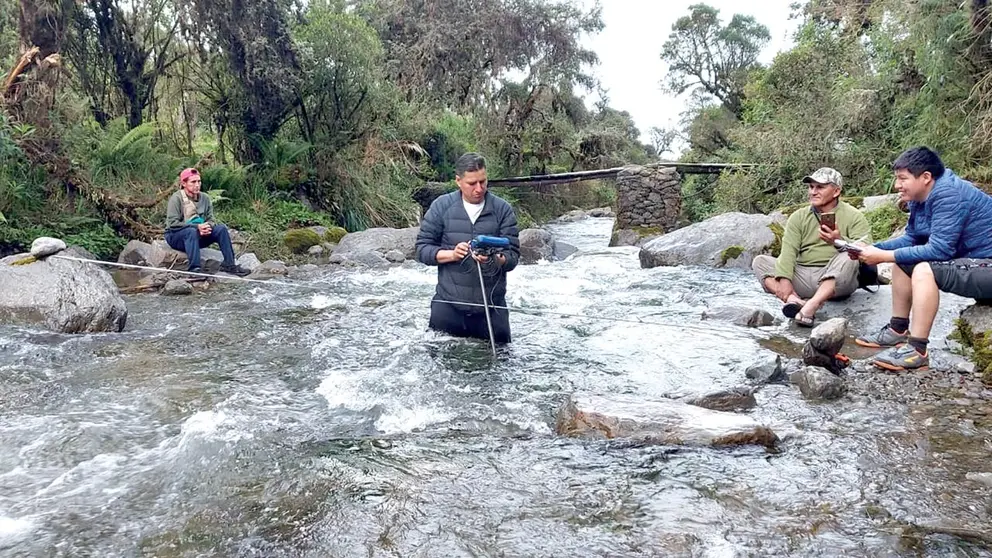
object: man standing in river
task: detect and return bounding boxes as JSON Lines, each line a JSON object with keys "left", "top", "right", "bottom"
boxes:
{"left": 416, "top": 153, "right": 521, "bottom": 343}
{"left": 854, "top": 147, "right": 992, "bottom": 371}
{"left": 752, "top": 167, "right": 872, "bottom": 327}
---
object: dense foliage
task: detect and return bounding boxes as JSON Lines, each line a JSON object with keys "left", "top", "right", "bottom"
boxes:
{"left": 662, "top": 0, "right": 992, "bottom": 222}
{"left": 0, "top": 0, "right": 650, "bottom": 259}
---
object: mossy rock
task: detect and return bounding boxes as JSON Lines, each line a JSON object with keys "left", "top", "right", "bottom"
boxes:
{"left": 284, "top": 229, "right": 323, "bottom": 254}
{"left": 720, "top": 245, "right": 745, "bottom": 266}
{"left": 864, "top": 205, "right": 908, "bottom": 242}
{"left": 952, "top": 317, "right": 992, "bottom": 386}
{"left": 609, "top": 224, "right": 664, "bottom": 246}
{"left": 323, "top": 226, "right": 347, "bottom": 244}
{"left": 766, "top": 222, "right": 784, "bottom": 257}
{"left": 843, "top": 195, "right": 864, "bottom": 209}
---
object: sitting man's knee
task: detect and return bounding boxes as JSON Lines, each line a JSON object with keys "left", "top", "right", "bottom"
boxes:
{"left": 212, "top": 223, "right": 229, "bottom": 235}
{"left": 911, "top": 262, "right": 933, "bottom": 277}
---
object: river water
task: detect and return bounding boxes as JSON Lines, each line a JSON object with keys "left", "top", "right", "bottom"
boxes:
{"left": 1, "top": 217, "right": 990, "bottom": 557}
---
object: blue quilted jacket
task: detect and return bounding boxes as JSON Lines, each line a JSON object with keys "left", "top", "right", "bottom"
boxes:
{"left": 876, "top": 169, "right": 992, "bottom": 264}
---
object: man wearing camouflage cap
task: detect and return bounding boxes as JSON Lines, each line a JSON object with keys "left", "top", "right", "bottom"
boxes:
{"left": 752, "top": 167, "right": 872, "bottom": 327}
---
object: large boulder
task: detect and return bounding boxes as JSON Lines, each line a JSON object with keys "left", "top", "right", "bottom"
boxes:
{"left": 0, "top": 256, "right": 127, "bottom": 333}
{"left": 332, "top": 227, "right": 419, "bottom": 260}
{"left": 518, "top": 228, "right": 555, "bottom": 264}
{"left": 329, "top": 250, "right": 390, "bottom": 268}
{"left": 118, "top": 239, "right": 222, "bottom": 272}
{"left": 554, "top": 393, "right": 778, "bottom": 448}
{"left": 638, "top": 212, "right": 785, "bottom": 269}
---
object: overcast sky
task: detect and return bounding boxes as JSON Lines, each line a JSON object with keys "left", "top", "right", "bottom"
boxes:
{"left": 579, "top": 0, "right": 801, "bottom": 149}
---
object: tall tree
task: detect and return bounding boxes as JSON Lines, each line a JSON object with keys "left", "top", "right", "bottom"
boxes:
{"left": 358, "top": 0, "right": 603, "bottom": 109}
{"left": 183, "top": 0, "right": 303, "bottom": 161}
{"left": 65, "top": 0, "right": 182, "bottom": 128}
{"left": 659, "top": 3, "right": 770, "bottom": 118}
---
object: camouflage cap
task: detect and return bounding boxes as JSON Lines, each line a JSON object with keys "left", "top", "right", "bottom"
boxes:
{"left": 802, "top": 167, "right": 843, "bottom": 188}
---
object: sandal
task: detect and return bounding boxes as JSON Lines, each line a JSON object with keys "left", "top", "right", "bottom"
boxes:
{"left": 782, "top": 301, "right": 803, "bottom": 319}
{"left": 793, "top": 312, "right": 815, "bottom": 328}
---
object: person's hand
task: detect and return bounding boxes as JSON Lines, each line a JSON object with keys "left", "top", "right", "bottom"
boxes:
{"left": 452, "top": 242, "right": 470, "bottom": 260}
{"left": 818, "top": 224, "right": 840, "bottom": 245}
{"left": 197, "top": 223, "right": 212, "bottom": 236}
{"left": 774, "top": 278, "right": 795, "bottom": 303}
{"left": 858, "top": 245, "right": 889, "bottom": 266}
{"left": 471, "top": 252, "right": 506, "bottom": 265}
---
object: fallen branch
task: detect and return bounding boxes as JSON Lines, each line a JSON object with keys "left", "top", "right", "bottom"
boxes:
{"left": 3, "top": 46, "right": 39, "bottom": 94}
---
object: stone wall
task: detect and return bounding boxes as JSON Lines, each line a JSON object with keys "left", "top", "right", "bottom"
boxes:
{"left": 611, "top": 165, "right": 681, "bottom": 246}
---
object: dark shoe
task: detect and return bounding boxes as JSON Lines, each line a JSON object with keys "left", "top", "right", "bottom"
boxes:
{"left": 220, "top": 263, "right": 251, "bottom": 277}
{"left": 855, "top": 325, "right": 908, "bottom": 348}
{"left": 871, "top": 344, "right": 929, "bottom": 371}
{"left": 186, "top": 266, "right": 203, "bottom": 274}
{"left": 782, "top": 301, "right": 802, "bottom": 319}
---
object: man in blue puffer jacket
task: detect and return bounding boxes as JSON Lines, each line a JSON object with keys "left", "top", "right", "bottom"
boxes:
{"left": 416, "top": 153, "right": 521, "bottom": 344}
{"left": 854, "top": 146, "right": 992, "bottom": 370}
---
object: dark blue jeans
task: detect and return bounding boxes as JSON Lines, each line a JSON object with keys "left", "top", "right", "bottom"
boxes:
{"left": 165, "top": 224, "right": 236, "bottom": 269}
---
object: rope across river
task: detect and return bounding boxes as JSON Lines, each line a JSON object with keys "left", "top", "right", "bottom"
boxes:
{"left": 49, "top": 253, "right": 768, "bottom": 345}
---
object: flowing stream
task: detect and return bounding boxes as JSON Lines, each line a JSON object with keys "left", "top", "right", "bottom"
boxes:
{"left": 1, "top": 217, "right": 990, "bottom": 557}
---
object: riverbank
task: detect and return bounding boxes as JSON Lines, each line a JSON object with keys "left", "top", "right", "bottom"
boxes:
{"left": 1, "top": 216, "right": 990, "bottom": 556}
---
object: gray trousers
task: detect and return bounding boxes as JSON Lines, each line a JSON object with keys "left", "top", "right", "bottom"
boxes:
{"left": 752, "top": 253, "right": 860, "bottom": 299}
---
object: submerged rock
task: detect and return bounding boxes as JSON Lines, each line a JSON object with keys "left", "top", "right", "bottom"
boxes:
{"left": 702, "top": 306, "right": 775, "bottom": 328}
{"left": 745, "top": 353, "right": 785, "bottom": 384}
{"left": 554, "top": 393, "right": 778, "bottom": 448}
{"left": 687, "top": 387, "right": 757, "bottom": 412}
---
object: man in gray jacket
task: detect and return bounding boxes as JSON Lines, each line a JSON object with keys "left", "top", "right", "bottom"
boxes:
{"left": 416, "top": 153, "right": 521, "bottom": 343}
{"left": 165, "top": 167, "right": 250, "bottom": 275}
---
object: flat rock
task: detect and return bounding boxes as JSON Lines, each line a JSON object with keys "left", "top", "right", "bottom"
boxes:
{"left": 687, "top": 387, "right": 757, "bottom": 412}
{"left": 554, "top": 393, "right": 778, "bottom": 448}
